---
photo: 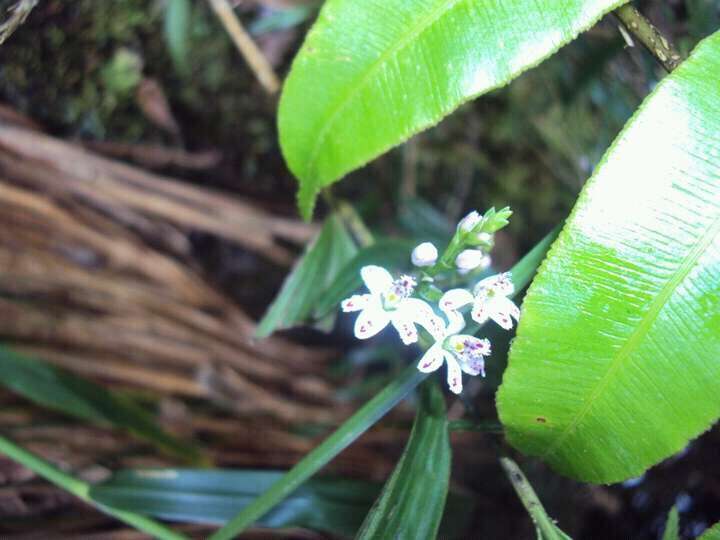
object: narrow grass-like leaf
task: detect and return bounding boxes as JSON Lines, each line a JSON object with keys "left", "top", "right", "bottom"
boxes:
{"left": 500, "top": 458, "right": 572, "bottom": 540}
{"left": 208, "top": 364, "right": 427, "bottom": 540}
{"left": 256, "top": 212, "right": 357, "bottom": 337}
{"left": 91, "top": 469, "right": 378, "bottom": 538}
{"left": 278, "top": 0, "right": 628, "bottom": 219}
{"left": 357, "top": 379, "right": 450, "bottom": 540}
{"left": 0, "top": 347, "right": 204, "bottom": 465}
{"left": 209, "top": 230, "right": 556, "bottom": 540}
{"left": 314, "top": 238, "right": 416, "bottom": 318}
{"left": 0, "top": 435, "right": 188, "bottom": 540}
{"left": 700, "top": 523, "right": 720, "bottom": 540}
{"left": 662, "top": 506, "right": 679, "bottom": 540}
{"left": 164, "top": 0, "right": 191, "bottom": 76}
{"left": 498, "top": 31, "right": 720, "bottom": 482}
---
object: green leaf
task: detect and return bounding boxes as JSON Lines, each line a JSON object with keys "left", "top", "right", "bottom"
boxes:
{"left": 208, "top": 365, "right": 427, "bottom": 540}
{"left": 278, "top": 0, "right": 628, "bottom": 219}
{"left": 209, "top": 229, "right": 557, "bottom": 540}
{"left": 662, "top": 506, "right": 679, "bottom": 540}
{"left": 699, "top": 522, "right": 720, "bottom": 540}
{"left": 91, "top": 469, "right": 378, "bottom": 538}
{"left": 498, "top": 31, "right": 720, "bottom": 483}
{"left": 164, "top": 0, "right": 192, "bottom": 76}
{"left": 500, "top": 458, "right": 572, "bottom": 540}
{"left": 256, "top": 212, "right": 358, "bottom": 337}
{"left": 0, "top": 347, "right": 204, "bottom": 465}
{"left": 357, "top": 380, "right": 450, "bottom": 540}
{"left": 314, "top": 237, "right": 416, "bottom": 318}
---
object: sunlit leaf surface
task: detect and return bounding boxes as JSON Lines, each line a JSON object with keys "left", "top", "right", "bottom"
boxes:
{"left": 498, "top": 31, "right": 720, "bottom": 483}
{"left": 278, "top": 0, "right": 627, "bottom": 219}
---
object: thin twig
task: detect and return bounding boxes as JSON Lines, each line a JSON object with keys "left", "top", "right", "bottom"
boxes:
{"left": 614, "top": 4, "right": 683, "bottom": 72}
{"left": 0, "top": 0, "right": 38, "bottom": 45}
{"left": 206, "top": 0, "right": 281, "bottom": 94}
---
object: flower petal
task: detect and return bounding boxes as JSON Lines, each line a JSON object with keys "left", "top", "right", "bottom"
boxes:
{"left": 474, "top": 272, "right": 514, "bottom": 297}
{"left": 471, "top": 297, "right": 491, "bottom": 325}
{"left": 488, "top": 299, "right": 514, "bottom": 330}
{"left": 445, "top": 352, "right": 463, "bottom": 394}
{"left": 354, "top": 307, "right": 390, "bottom": 340}
{"left": 341, "top": 294, "right": 371, "bottom": 313}
{"left": 400, "top": 298, "right": 446, "bottom": 341}
{"left": 439, "top": 288, "right": 473, "bottom": 314}
{"left": 416, "top": 344, "right": 444, "bottom": 373}
{"left": 360, "top": 265, "right": 393, "bottom": 295}
{"left": 391, "top": 317, "right": 418, "bottom": 345}
{"left": 497, "top": 296, "right": 521, "bottom": 322}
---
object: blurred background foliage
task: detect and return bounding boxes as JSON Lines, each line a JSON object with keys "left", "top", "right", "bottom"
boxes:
{"left": 0, "top": 0, "right": 718, "bottom": 538}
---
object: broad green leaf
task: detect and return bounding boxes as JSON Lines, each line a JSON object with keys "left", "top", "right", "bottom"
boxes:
{"left": 662, "top": 506, "right": 679, "bottom": 540}
{"left": 91, "top": 469, "right": 378, "bottom": 537}
{"left": 209, "top": 230, "right": 557, "bottom": 540}
{"left": 314, "top": 238, "right": 416, "bottom": 318}
{"left": 357, "top": 380, "right": 451, "bottom": 539}
{"left": 500, "top": 458, "right": 572, "bottom": 540}
{"left": 278, "top": 0, "right": 628, "bottom": 219}
{"left": 0, "top": 347, "right": 204, "bottom": 465}
{"left": 164, "top": 0, "right": 191, "bottom": 76}
{"left": 498, "top": 31, "right": 720, "bottom": 483}
{"left": 700, "top": 522, "right": 720, "bottom": 540}
{"left": 256, "top": 212, "right": 357, "bottom": 337}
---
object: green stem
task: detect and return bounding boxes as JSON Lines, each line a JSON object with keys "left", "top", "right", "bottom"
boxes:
{"left": 614, "top": 4, "right": 682, "bottom": 72}
{"left": 500, "top": 457, "right": 567, "bottom": 540}
{"left": 209, "top": 366, "right": 428, "bottom": 540}
{"left": 0, "top": 434, "right": 188, "bottom": 540}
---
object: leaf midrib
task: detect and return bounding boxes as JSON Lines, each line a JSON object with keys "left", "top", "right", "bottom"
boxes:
{"left": 541, "top": 211, "right": 720, "bottom": 460}
{"left": 303, "top": 0, "right": 463, "bottom": 180}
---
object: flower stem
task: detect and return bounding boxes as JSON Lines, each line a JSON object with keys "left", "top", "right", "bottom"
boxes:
{"left": 0, "top": 434, "right": 188, "bottom": 540}
{"left": 614, "top": 4, "right": 682, "bottom": 72}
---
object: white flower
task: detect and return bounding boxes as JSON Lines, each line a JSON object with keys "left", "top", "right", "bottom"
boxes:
{"left": 457, "top": 210, "right": 481, "bottom": 232}
{"left": 411, "top": 242, "right": 438, "bottom": 267}
{"left": 439, "top": 273, "right": 520, "bottom": 330}
{"left": 416, "top": 291, "right": 492, "bottom": 394}
{"left": 341, "top": 266, "right": 438, "bottom": 345}
{"left": 455, "top": 249, "right": 485, "bottom": 271}
{"left": 472, "top": 272, "right": 520, "bottom": 330}
{"left": 475, "top": 232, "right": 492, "bottom": 244}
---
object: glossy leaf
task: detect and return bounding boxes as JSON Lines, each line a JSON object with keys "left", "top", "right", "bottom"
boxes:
{"left": 256, "top": 212, "right": 357, "bottom": 337}
{"left": 91, "top": 469, "right": 378, "bottom": 537}
{"left": 662, "top": 506, "right": 679, "bottom": 540}
{"left": 498, "top": 31, "right": 720, "bottom": 483}
{"left": 500, "top": 458, "right": 572, "bottom": 540}
{"left": 700, "top": 522, "right": 720, "bottom": 540}
{"left": 278, "top": 0, "right": 628, "bottom": 219}
{"left": 0, "top": 347, "right": 204, "bottom": 465}
{"left": 357, "top": 380, "right": 450, "bottom": 539}
{"left": 209, "top": 230, "right": 557, "bottom": 540}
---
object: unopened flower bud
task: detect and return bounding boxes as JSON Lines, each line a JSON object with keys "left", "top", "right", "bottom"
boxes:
{"left": 457, "top": 211, "right": 481, "bottom": 233}
{"left": 475, "top": 232, "right": 492, "bottom": 244}
{"left": 411, "top": 242, "right": 438, "bottom": 267}
{"left": 455, "top": 249, "right": 485, "bottom": 271}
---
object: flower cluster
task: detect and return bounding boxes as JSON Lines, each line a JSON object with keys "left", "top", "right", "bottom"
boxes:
{"left": 341, "top": 207, "right": 519, "bottom": 394}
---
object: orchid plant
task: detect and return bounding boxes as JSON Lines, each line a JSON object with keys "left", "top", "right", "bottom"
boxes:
{"left": 342, "top": 207, "right": 519, "bottom": 394}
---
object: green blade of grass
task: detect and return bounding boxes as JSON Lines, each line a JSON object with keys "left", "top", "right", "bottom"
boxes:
{"left": 0, "top": 435, "right": 188, "bottom": 540}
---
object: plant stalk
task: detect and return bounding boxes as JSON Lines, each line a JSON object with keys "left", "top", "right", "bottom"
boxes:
{"left": 614, "top": 4, "right": 682, "bottom": 72}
